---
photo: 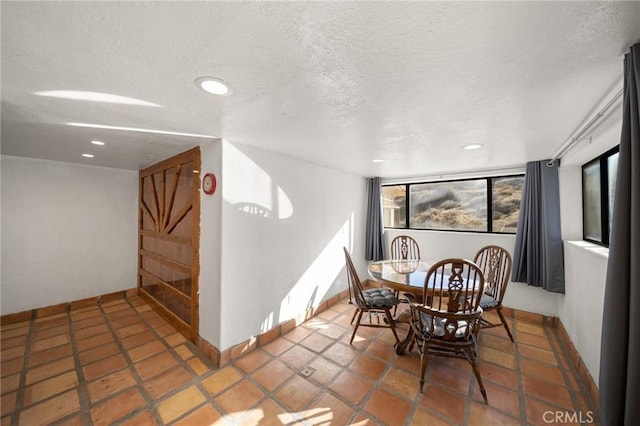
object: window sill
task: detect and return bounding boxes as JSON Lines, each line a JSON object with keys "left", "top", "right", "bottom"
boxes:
{"left": 565, "top": 240, "right": 609, "bottom": 259}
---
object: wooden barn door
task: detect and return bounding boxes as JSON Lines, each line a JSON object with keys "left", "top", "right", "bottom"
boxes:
{"left": 138, "top": 148, "right": 200, "bottom": 341}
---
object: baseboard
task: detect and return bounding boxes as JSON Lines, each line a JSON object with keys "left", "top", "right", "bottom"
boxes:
{"left": 556, "top": 320, "right": 600, "bottom": 411}
{"left": 498, "top": 306, "right": 599, "bottom": 408}
{"left": 0, "top": 286, "right": 351, "bottom": 370}
{"left": 0, "top": 288, "right": 138, "bottom": 326}
{"left": 500, "top": 306, "right": 557, "bottom": 328}
{"left": 213, "top": 288, "right": 351, "bottom": 368}
{"left": 6, "top": 282, "right": 592, "bottom": 398}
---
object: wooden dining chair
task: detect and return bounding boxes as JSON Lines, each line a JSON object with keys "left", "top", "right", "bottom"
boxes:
{"left": 390, "top": 235, "right": 420, "bottom": 261}
{"left": 343, "top": 248, "right": 400, "bottom": 345}
{"left": 404, "top": 258, "right": 488, "bottom": 403}
{"left": 389, "top": 235, "right": 421, "bottom": 314}
{"left": 473, "top": 245, "right": 514, "bottom": 342}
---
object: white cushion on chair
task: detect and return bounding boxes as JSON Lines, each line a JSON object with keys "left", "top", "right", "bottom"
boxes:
{"left": 419, "top": 312, "right": 470, "bottom": 339}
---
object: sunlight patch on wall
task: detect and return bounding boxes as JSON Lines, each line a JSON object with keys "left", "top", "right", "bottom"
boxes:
{"left": 260, "top": 312, "right": 275, "bottom": 334}
{"left": 278, "top": 214, "right": 354, "bottom": 322}
{"left": 222, "top": 142, "right": 293, "bottom": 219}
{"left": 35, "top": 90, "right": 161, "bottom": 107}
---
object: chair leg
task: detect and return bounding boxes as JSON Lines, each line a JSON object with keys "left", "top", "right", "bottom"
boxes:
{"left": 350, "top": 308, "right": 358, "bottom": 325}
{"left": 384, "top": 309, "right": 400, "bottom": 343}
{"left": 470, "top": 357, "right": 488, "bottom": 403}
{"left": 419, "top": 346, "right": 429, "bottom": 392}
{"left": 350, "top": 309, "right": 364, "bottom": 344}
{"left": 496, "top": 307, "right": 514, "bottom": 342}
{"left": 393, "top": 290, "right": 400, "bottom": 316}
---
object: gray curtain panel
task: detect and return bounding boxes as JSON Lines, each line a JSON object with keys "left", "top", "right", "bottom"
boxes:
{"left": 511, "top": 160, "right": 565, "bottom": 293}
{"left": 365, "top": 177, "right": 384, "bottom": 261}
{"left": 599, "top": 42, "right": 640, "bottom": 426}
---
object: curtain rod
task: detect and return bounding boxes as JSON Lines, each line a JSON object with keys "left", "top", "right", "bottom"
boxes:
{"left": 547, "top": 88, "right": 623, "bottom": 166}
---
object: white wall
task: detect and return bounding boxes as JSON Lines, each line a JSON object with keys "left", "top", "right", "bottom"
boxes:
{"left": 384, "top": 228, "right": 561, "bottom": 316}
{"left": 218, "top": 141, "right": 366, "bottom": 349}
{"left": 198, "top": 141, "right": 223, "bottom": 347}
{"left": 560, "top": 241, "right": 608, "bottom": 385}
{"left": 1, "top": 156, "right": 138, "bottom": 314}
{"left": 556, "top": 99, "right": 622, "bottom": 386}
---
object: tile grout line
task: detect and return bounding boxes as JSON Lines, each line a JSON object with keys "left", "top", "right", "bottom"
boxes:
{"left": 10, "top": 316, "right": 34, "bottom": 426}
{"left": 66, "top": 307, "right": 93, "bottom": 425}
{"left": 221, "top": 346, "right": 299, "bottom": 424}
{"left": 298, "top": 328, "right": 361, "bottom": 421}
{"left": 319, "top": 321, "right": 416, "bottom": 424}
{"left": 512, "top": 317, "right": 530, "bottom": 425}
{"left": 128, "top": 299, "right": 226, "bottom": 425}
{"left": 405, "top": 342, "right": 431, "bottom": 426}
{"left": 129, "top": 299, "right": 193, "bottom": 425}
{"left": 4, "top": 298, "right": 592, "bottom": 426}
{"left": 546, "top": 324, "right": 600, "bottom": 423}
{"left": 274, "top": 324, "right": 361, "bottom": 422}
{"left": 231, "top": 314, "right": 387, "bottom": 424}
{"left": 99, "top": 299, "right": 163, "bottom": 425}
{"left": 463, "top": 331, "right": 478, "bottom": 426}
{"left": 322, "top": 318, "right": 394, "bottom": 423}
{"left": 62, "top": 300, "right": 162, "bottom": 424}
{"left": 518, "top": 325, "right": 585, "bottom": 413}
{"left": 340, "top": 329, "right": 393, "bottom": 424}
{"left": 515, "top": 318, "right": 598, "bottom": 422}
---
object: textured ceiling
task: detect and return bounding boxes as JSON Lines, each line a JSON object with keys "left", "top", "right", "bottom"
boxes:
{"left": 2, "top": 1, "right": 639, "bottom": 177}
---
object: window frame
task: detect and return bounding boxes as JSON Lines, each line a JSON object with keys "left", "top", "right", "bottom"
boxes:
{"left": 581, "top": 146, "right": 619, "bottom": 247}
{"left": 382, "top": 173, "right": 525, "bottom": 234}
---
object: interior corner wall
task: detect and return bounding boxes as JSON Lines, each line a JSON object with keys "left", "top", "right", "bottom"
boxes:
{"left": 0, "top": 156, "right": 138, "bottom": 314}
{"left": 556, "top": 102, "right": 622, "bottom": 387}
{"left": 198, "top": 140, "right": 223, "bottom": 348}
{"left": 218, "top": 141, "right": 366, "bottom": 349}
{"left": 383, "top": 229, "right": 561, "bottom": 317}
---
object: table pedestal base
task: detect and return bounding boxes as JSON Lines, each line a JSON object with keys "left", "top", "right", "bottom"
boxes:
{"left": 393, "top": 308, "right": 415, "bottom": 355}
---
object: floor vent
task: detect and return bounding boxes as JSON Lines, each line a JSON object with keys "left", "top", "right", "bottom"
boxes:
{"left": 299, "top": 366, "right": 316, "bottom": 378}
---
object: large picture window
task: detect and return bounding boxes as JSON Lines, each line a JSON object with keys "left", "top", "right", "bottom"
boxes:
{"left": 410, "top": 180, "right": 487, "bottom": 231}
{"left": 382, "top": 175, "right": 524, "bottom": 234}
{"left": 582, "top": 146, "right": 619, "bottom": 246}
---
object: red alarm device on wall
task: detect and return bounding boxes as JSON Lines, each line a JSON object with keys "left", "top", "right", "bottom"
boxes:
{"left": 202, "top": 173, "right": 216, "bottom": 195}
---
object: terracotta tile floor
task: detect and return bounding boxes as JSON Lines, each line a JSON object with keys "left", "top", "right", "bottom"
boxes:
{"left": 1, "top": 296, "right": 599, "bottom": 425}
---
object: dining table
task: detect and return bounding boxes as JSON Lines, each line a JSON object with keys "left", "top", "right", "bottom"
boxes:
{"left": 367, "top": 259, "right": 434, "bottom": 355}
{"left": 368, "top": 259, "right": 485, "bottom": 355}
{"left": 367, "top": 259, "right": 432, "bottom": 297}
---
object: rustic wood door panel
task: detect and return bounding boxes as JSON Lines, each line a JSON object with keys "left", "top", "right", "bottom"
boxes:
{"left": 138, "top": 148, "right": 200, "bottom": 341}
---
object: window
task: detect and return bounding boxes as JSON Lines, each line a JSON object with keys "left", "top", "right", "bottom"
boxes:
{"left": 382, "top": 185, "right": 406, "bottom": 228}
{"left": 382, "top": 175, "right": 524, "bottom": 234}
{"left": 492, "top": 176, "right": 525, "bottom": 233}
{"left": 582, "top": 147, "right": 619, "bottom": 246}
{"left": 410, "top": 180, "right": 487, "bottom": 231}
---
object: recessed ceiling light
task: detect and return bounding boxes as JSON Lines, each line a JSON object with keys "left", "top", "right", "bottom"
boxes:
{"left": 195, "top": 77, "right": 232, "bottom": 96}
{"left": 463, "top": 144, "right": 484, "bottom": 150}
{"left": 372, "top": 159, "right": 384, "bottom": 163}
{"left": 82, "top": 153, "right": 94, "bottom": 158}
{"left": 91, "top": 140, "right": 105, "bottom": 146}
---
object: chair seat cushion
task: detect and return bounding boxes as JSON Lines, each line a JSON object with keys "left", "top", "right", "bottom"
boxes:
{"left": 480, "top": 294, "right": 499, "bottom": 309}
{"left": 419, "top": 312, "right": 470, "bottom": 339}
{"left": 363, "top": 288, "right": 398, "bottom": 308}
